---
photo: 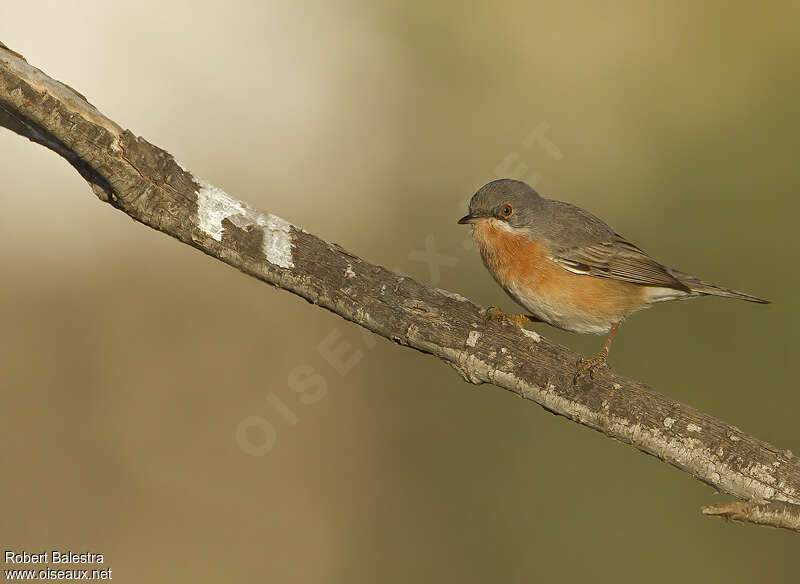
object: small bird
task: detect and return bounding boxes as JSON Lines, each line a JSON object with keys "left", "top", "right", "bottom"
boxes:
{"left": 458, "top": 179, "right": 769, "bottom": 381}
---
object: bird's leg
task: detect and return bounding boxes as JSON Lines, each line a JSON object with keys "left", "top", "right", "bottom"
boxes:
{"left": 485, "top": 306, "right": 538, "bottom": 328}
{"left": 574, "top": 322, "right": 620, "bottom": 384}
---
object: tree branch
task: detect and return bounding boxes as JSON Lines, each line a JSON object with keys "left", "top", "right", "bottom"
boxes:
{"left": 703, "top": 501, "right": 800, "bottom": 532}
{"left": 1, "top": 42, "right": 797, "bottom": 533}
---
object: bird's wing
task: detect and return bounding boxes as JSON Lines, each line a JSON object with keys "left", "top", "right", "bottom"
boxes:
{"left": 550, "top": 234, "right": 688, "bottom": 290}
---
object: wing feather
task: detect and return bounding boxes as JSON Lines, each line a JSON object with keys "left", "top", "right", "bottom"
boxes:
{"left": 551, "top": 235, "right": 688, "bottom": 290}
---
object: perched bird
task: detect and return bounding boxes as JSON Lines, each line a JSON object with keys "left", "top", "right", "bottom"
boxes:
{"left": 458, "top": 179, "right": 769, "bottom": 381}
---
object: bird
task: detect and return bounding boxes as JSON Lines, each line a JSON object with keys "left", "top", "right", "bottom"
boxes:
{"left": 457, "top": 179, "right": 770, "bottom": 382}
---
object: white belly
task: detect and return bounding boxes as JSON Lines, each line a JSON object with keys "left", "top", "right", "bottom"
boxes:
{"left": 503, "top": 278, "right": 617, "bottom": 335}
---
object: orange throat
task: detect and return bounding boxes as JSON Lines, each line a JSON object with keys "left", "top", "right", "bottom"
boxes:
{"left": 471, "top": 219, "right": 543, "bottom": 284}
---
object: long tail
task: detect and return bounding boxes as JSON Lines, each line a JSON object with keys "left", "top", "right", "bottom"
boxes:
{"left": 669, "top": 269, "right": 771, "bottom": 304}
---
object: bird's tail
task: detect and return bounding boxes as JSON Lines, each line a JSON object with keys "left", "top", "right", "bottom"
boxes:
{"left": 669, "top": 270, "right": 771, "bottom": 304}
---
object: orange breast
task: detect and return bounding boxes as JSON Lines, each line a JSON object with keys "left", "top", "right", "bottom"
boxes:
{"left": 472, "top": 219, "right": 648, "bottom": 334}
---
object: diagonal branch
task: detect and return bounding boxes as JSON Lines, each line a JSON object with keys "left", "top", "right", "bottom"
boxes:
{"left": 1, "top": 41, "right": 797, "bottom": 533}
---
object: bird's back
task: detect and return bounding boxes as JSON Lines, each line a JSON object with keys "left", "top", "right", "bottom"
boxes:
{"left": 534, "top": 198, "right": 769, "bottom": 304}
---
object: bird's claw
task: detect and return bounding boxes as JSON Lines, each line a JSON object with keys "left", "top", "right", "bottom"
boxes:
{"left": 573, "top": 351, "right": 609, "bottom": 385}
{"left": 485, "top": 306, "right": 532, "bottom": 329}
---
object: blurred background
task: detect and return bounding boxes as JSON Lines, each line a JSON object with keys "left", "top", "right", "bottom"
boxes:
{"left": 1, "top": 1, "right": 798, "bottom": 581}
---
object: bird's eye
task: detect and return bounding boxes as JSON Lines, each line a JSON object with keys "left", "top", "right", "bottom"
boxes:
{"left": 499, "top": 204, "right": 514, "bottom": 218}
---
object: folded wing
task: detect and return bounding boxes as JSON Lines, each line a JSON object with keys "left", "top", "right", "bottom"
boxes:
{"left": 551, "top": 235, "right": 689, "bottom": 291}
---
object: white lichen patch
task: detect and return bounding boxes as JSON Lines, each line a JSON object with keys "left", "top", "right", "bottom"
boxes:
{"left": 353, "top": 306, "right": 369, "bottom": 324}
{"left": 261, "top": 214, "right": 294, "bottom": 268}
{"left": 193, "top": 176, "right": 294, "bottom": 268}
{"left": 748, "top": 463, "right": 779, "bottom": 486}
{"left": 687, "top": 423, "right": 702, "bottom": 433}
{"left": 345, "top": 264, "right": 356, "bottom": 278}
{"left": 196, "top": 179, "right": 246, "bottom": 240}
{"left": 435, "top": 288, "right": 469, "bottom": 302}
{"left": 521, "top": 329, "right": 541, "bottom": 342}
{"left": 466, "top": 330, "right": 481, "bottom": 347}
{"left": 663, "top": 417, "right": 675, "bottom": 429}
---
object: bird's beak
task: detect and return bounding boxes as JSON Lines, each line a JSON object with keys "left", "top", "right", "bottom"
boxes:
{"left": 457, "top": 213, "right": 479, "bottom": 224}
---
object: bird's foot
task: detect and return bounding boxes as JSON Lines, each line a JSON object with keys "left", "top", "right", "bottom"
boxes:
{"left": 485, "top": 306, "right": 533, "bottom": 329}
{"left": 573, "top": 350, "right": 609, "bottom": 385}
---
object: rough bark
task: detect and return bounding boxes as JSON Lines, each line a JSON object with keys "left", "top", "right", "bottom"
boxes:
{"left": 702, "top": 501, "right": 800, "bottom": 532}
{"left": 1, "top": 41, "right": 797, "bottom": 533}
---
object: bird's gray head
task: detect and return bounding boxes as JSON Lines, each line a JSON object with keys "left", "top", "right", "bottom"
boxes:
{"left": 458, "top": 179, "right": 544, "bottom": 229}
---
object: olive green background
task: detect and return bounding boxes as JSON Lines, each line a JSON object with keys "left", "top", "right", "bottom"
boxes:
{"left": 1, "top": 1, "right": 797, "bottom": 582}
